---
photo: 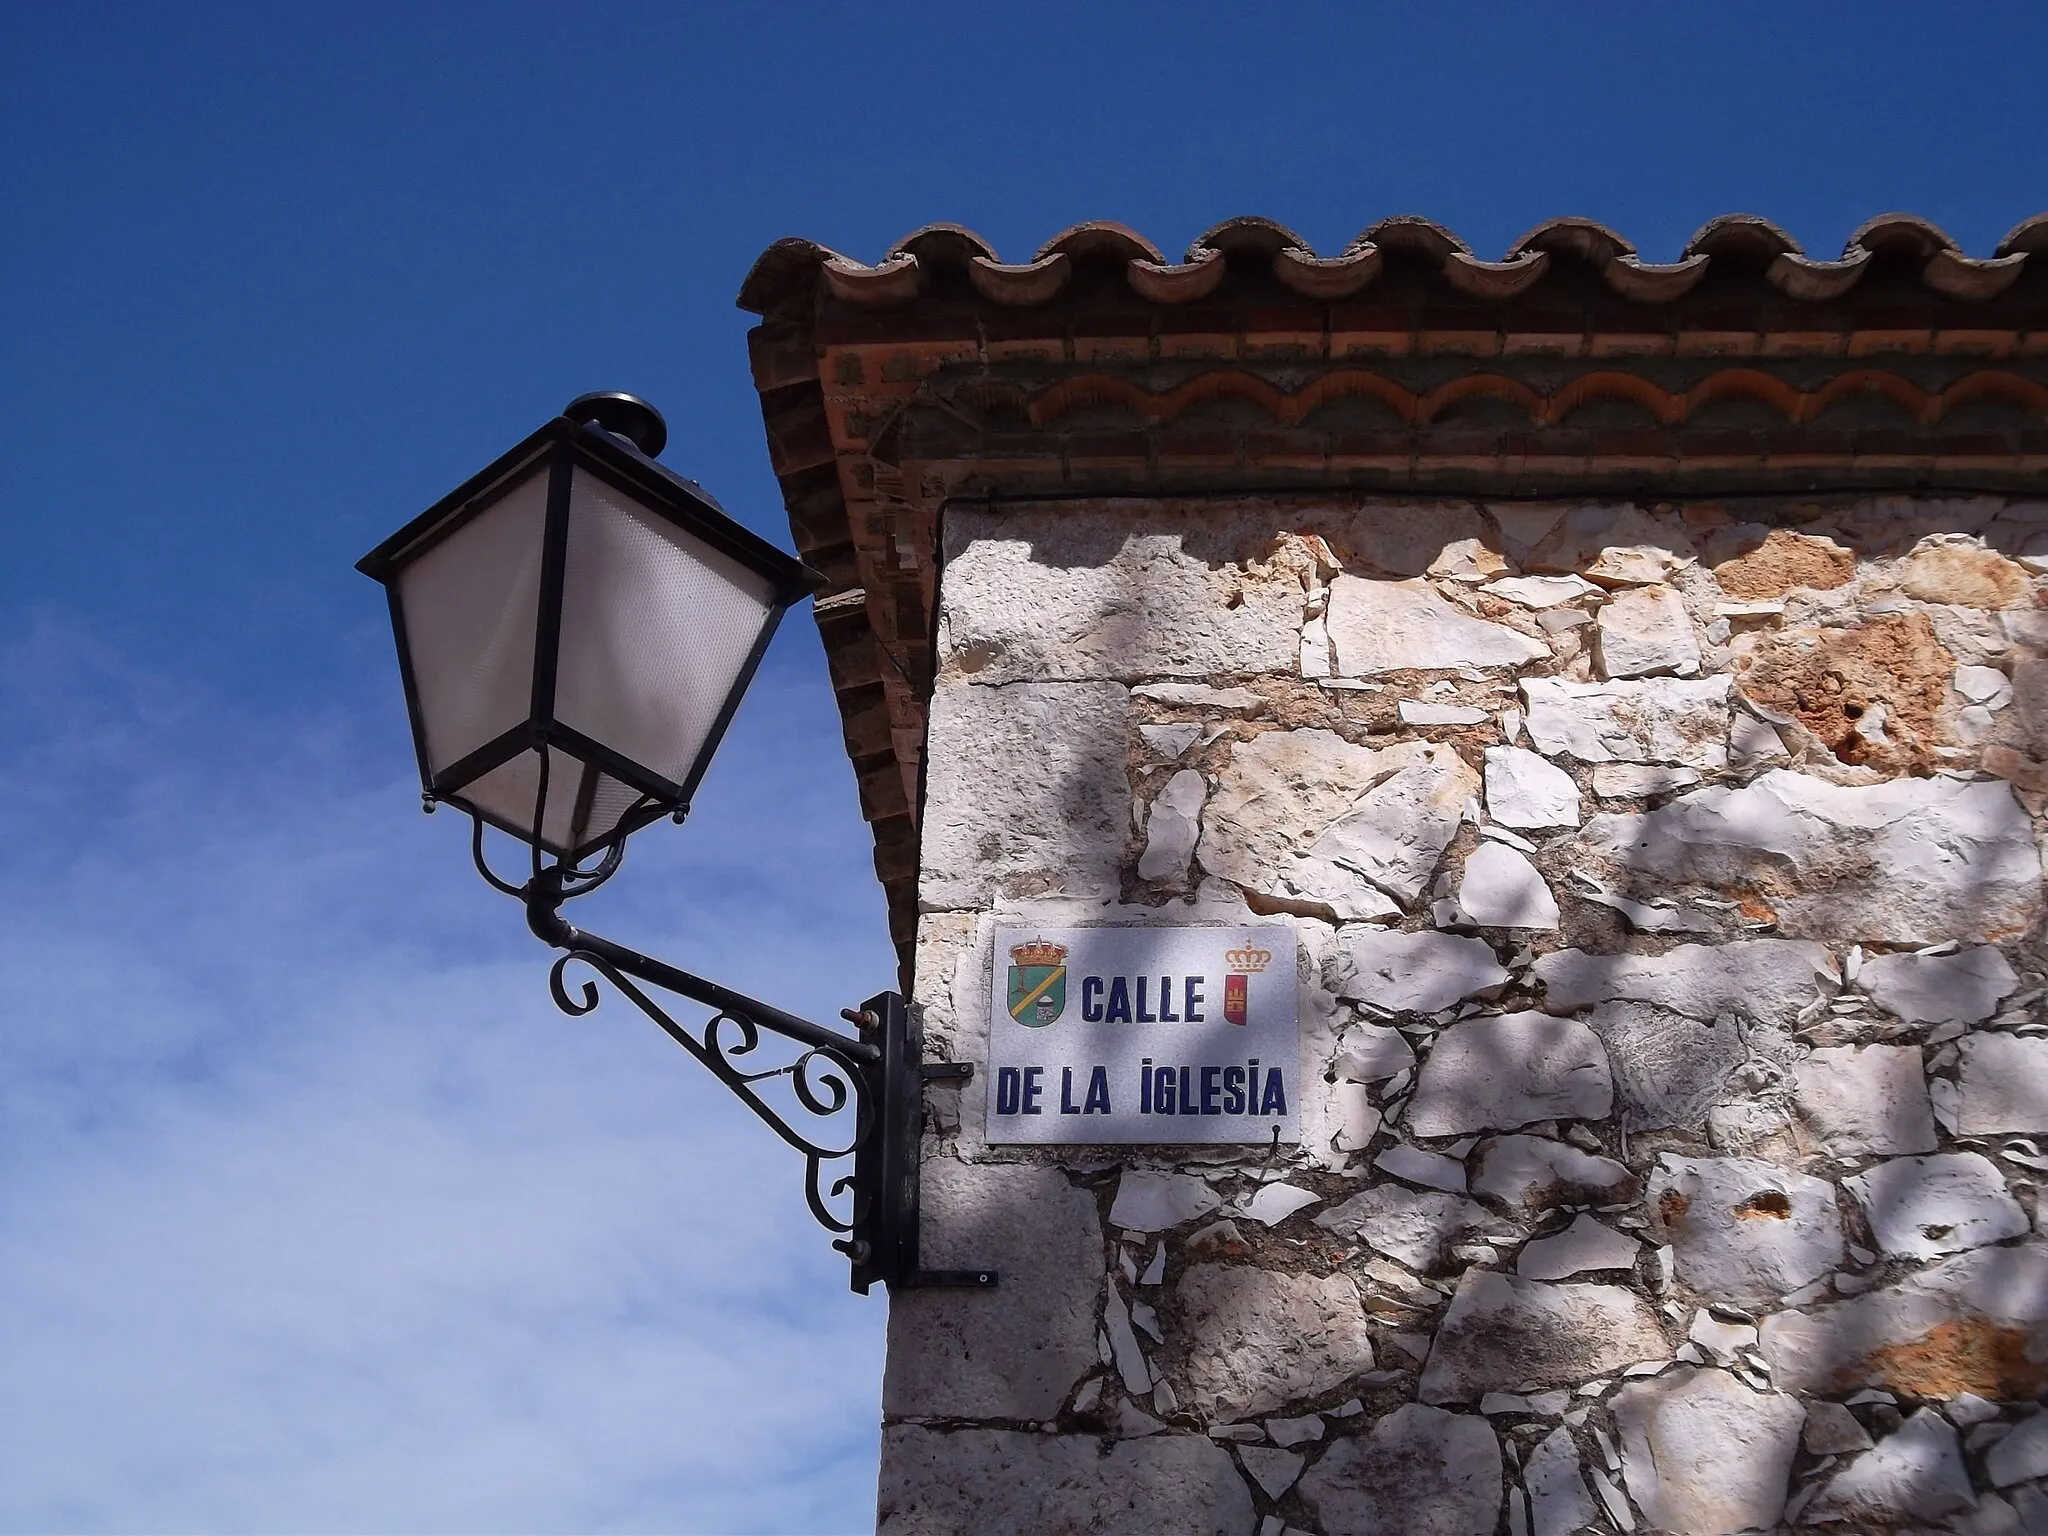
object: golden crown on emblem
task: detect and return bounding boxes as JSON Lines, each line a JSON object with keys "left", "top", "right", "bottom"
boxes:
{"left": 1226, "top": 946, "right": 1273, "bottom": 973}
{"left": 1010, "top": 940, "right": 1068, "bottom": 967}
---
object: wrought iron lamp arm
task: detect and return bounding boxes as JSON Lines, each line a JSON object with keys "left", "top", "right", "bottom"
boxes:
{"left": 524, "top": 879, "right": 880, "bottom": 1067}
{"left": 515, "top": 868, "right": 992, "bottom": 1295}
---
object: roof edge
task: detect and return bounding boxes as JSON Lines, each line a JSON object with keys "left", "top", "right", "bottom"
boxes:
{"left": 737, "top": 212, "right": 2046, "bottom": 315}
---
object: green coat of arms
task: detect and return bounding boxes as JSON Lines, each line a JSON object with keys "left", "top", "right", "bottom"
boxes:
{"left": 1007, "top": 940, "right": 1069, "bottom": 1027}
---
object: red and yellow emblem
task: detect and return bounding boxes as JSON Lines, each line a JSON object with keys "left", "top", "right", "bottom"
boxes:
{"left": 1223, "top": 944, "right": 1271, "bottom": 1026}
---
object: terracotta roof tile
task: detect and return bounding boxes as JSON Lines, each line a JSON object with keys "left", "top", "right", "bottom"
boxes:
{"left": 737, "top": 212, "right": 2044, "bottom": 314}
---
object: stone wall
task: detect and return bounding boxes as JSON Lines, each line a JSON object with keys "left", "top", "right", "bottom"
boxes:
{"left": 877, "top": 494, "right": 2048, "bottom": 1536}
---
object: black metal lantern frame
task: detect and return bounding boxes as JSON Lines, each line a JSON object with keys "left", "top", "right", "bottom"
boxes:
{"left": 357, "top": 395, "right": 810, "bottom": 861}
{"left": 358, "top": 395, "right": 992, "bottom": 1296}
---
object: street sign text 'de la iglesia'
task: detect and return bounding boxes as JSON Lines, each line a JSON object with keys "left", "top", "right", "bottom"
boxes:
{"left": 986, "top": 925, "right": 1299, "bottom": 1145}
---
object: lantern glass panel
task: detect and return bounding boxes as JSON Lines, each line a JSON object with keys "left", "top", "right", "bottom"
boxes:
{"left": 460, "top": 744, "right": 649, "bottom": 854}
{"left": 554, "top": 464, "right": 781, "bottom": 792}
{"left": 395, "top": 464, "right": 550, "bottom": 779}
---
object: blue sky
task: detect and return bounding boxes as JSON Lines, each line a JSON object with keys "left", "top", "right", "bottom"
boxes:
{"left": 3, "top": 3, "right": 2045, "bottom": 1530}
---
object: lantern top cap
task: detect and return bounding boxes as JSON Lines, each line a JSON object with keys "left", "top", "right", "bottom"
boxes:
{"left": 358, "top": 392, "right": 816, "bottom": 601}
{"left": 564, "top": 392, "right": 666, "bottom": 458}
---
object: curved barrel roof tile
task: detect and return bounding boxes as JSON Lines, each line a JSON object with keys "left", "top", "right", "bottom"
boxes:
{"left": 737, "top": 212, "right": 2047, "bottom": 313}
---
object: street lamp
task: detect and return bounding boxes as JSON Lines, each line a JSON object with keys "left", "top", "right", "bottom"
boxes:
{"left": 358, "top": 392, "right": 990, "bottom": 1294}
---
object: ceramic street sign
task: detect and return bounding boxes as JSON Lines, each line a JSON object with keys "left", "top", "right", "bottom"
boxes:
{"left": 986, "top": 924, "right": 1299, "bottom": 1145}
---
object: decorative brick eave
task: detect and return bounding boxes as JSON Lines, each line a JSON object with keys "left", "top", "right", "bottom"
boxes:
{"left": 738, "top": 214, "right": 2048, "bottom": 985}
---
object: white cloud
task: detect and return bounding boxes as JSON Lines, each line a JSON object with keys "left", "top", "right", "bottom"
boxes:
{"left": 0, "top": 621, "right": 891, "bottom": 1533}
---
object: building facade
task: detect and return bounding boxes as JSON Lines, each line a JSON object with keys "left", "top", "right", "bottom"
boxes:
{"left": 743, "top": 214, "right": 2048, "bottom": 1534}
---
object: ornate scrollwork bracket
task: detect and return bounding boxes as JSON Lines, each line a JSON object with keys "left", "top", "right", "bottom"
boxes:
{"left": 504, "top": 857, "right": 994, "bottom": 1296}
{"left": 550, "top": 948, "right": 870, "bottom": 1237}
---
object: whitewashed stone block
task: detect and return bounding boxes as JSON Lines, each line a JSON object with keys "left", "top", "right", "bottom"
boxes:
{"left": 1314, "top": 1185, "right": 1513, "bottom": 1274}
{"left": 1398, "top": 699, "right": 1490, "bottom": 726}
{"left": 1957, "top": 663, "right": 2016, "bottom": 708}
{"left": 1237, "top": 1182, "right": 1321, "bottom": 1226}
{"left": 1792, "top": 1044, "right": 1938, "bottom": 1157}
{"left": 1197, "top": 728, "right": 1433, "bottom": 921}
{"left": 1860, "top": 945, "right": 2020, "bottom": 1025}
{"left": 1137, "top": 768, "right": 1206, "bottom": 883}
{"left": 1238, "top": 1446, "right": 1303, "bottom": 1499}
{"left": 1455, "top": 842, "right": 1561, "bottom": 930}
{"left": 2004, "top": 607, "right": 2048, "bottom": 648}
{"left": 1987, "top": 1414, "right": 2048, "bottom": 1487}
{"left": 1409, "top": 1012, "right": 1613, "bottom": 1136}
{"left": 1524, "top": 1426, "right": 1599, "bottom": 1536}
{"left": 1802, "top": 1402, "right": 1873, "bottom": 1455}
{"left": 1331, "top": 1022, "right": 1417, "bottom": 1081}
{"left": 1132, "top": 681, "right": 1263, "bottom": 711}
{"left": 1522, "top": 502, "right": 1697, "bottom": 577}
{"left": 1296, "top": 1405, "right": 1501, "bottom": 1536}
{"left": 1328, "top": 928, "right": 1507, "bottom": 1015}
{"left": 1517, "top": 1214, "right": 1640, "bottom": 1279}
{"left": 1326, "top": 575, "right": 1548, "bottom": 675}
{"left": 877, "top": 1426, "right": 1256, "bottom": 1536}
{"left": 913, "top": 908, "right": 980, "bottom": 1047}
{"left": 1588, "top": 1468, "right": 1632, "bottom": 1529}
{"left": 1138, "top": 722, "right": 1202, "bottom": 759}
{"left": 1533, "top": 938, "right": 1829, "bottom": 1028}
{"left": 1489, "top": 573, "right": 1601, "bottom": 608}
{"left": 1802, "top": 1409, "right": 1976, "bottom": 1527}
{"left": 1727, "top": 708, "right": 1789, "bottom": 765}
{"left": 1591, "top": 762, "right": 1701, "bottom": 798}
{"left": 1138, "top": 1245, "right": 1166, "bottom": 1287}
{"left": 1946, "top": 1391, "right": 2000, "bottom": 1426}
{"left": 1519, "top": 675, "right": 1731, "bottom": 765}
{"left": 940, "top": 504, "right": 1310, "bottom": 682}
{"left": 1611, "top": 1366, "right": 1805, "bottom": 1536}
{"left": 1846, "top": 1153, "right": 2029, "bottom": 1259}
{"left": 1469, "top": 1134, "right": 1638, "bottom": 1214}
{"left": 1579, "top": 769, "right": 2042, "bottom": 944}
{"left": 1110, "top": 1399, "right": 1163, "bottom": 1437}
{"left": 1102, "top": 1281, "right": 1152, "bottom": 1395}
{"left": 1427, "top": 537, "right": 1508, "bottom": 583}
{"left": 1321, "top": 499, "right": 1499, "bottom": 577}
{"left": 1930, "top": 1076, "right": 1963, "bottom": 1137}
{"left": 1174, "top": 1265, "right": 1373, "bottom": 1418}
{"left": 883, "top": 1160, "right": 1102, "bottom": 1419}
{"left": 1307, "top": 748, "right": 1479, "bottom": 907}
{"left": 1596, "top": 583, "right": 1702, "bottom": 678}
{"left": 1110, "top": 1170, "right": 1223, "bottom": 1232}
{"left": 1686, "top": 1311, "right": 1757, "bottom": 1363}
{"left": 1330, "top": 1083, "right": 1381, "bottom": 1154}
{"left": 1583, "top": 1000, "right": 1745, "bottom": 1131}
{"left": 1418, "top": 1271, "right": 1666, "bottom": 1402}
{"left": 1978, "top": 1486, "right": 2038, "bottom": 1530}
{"left": 1483, "top": 745, "right": 1581, "bottom": 828}
{"left": 1264, "top": 1413, "right": 1325, "bottom": 1448}
{"left": 1299, "top": 614, "right": 1330, "bottom": 679}
{"left": 1375, "top": 1143, "right": 1468, "bottom": 1193}
{"left": 1647, "top": 1155, "right": 1844, "bottom": 1307}
{"left": 1958, "top": 1033, "right": 2048, "bottom": 1135}
{"left": 921, "top": 680, "right": 1129, "bottom": 909}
